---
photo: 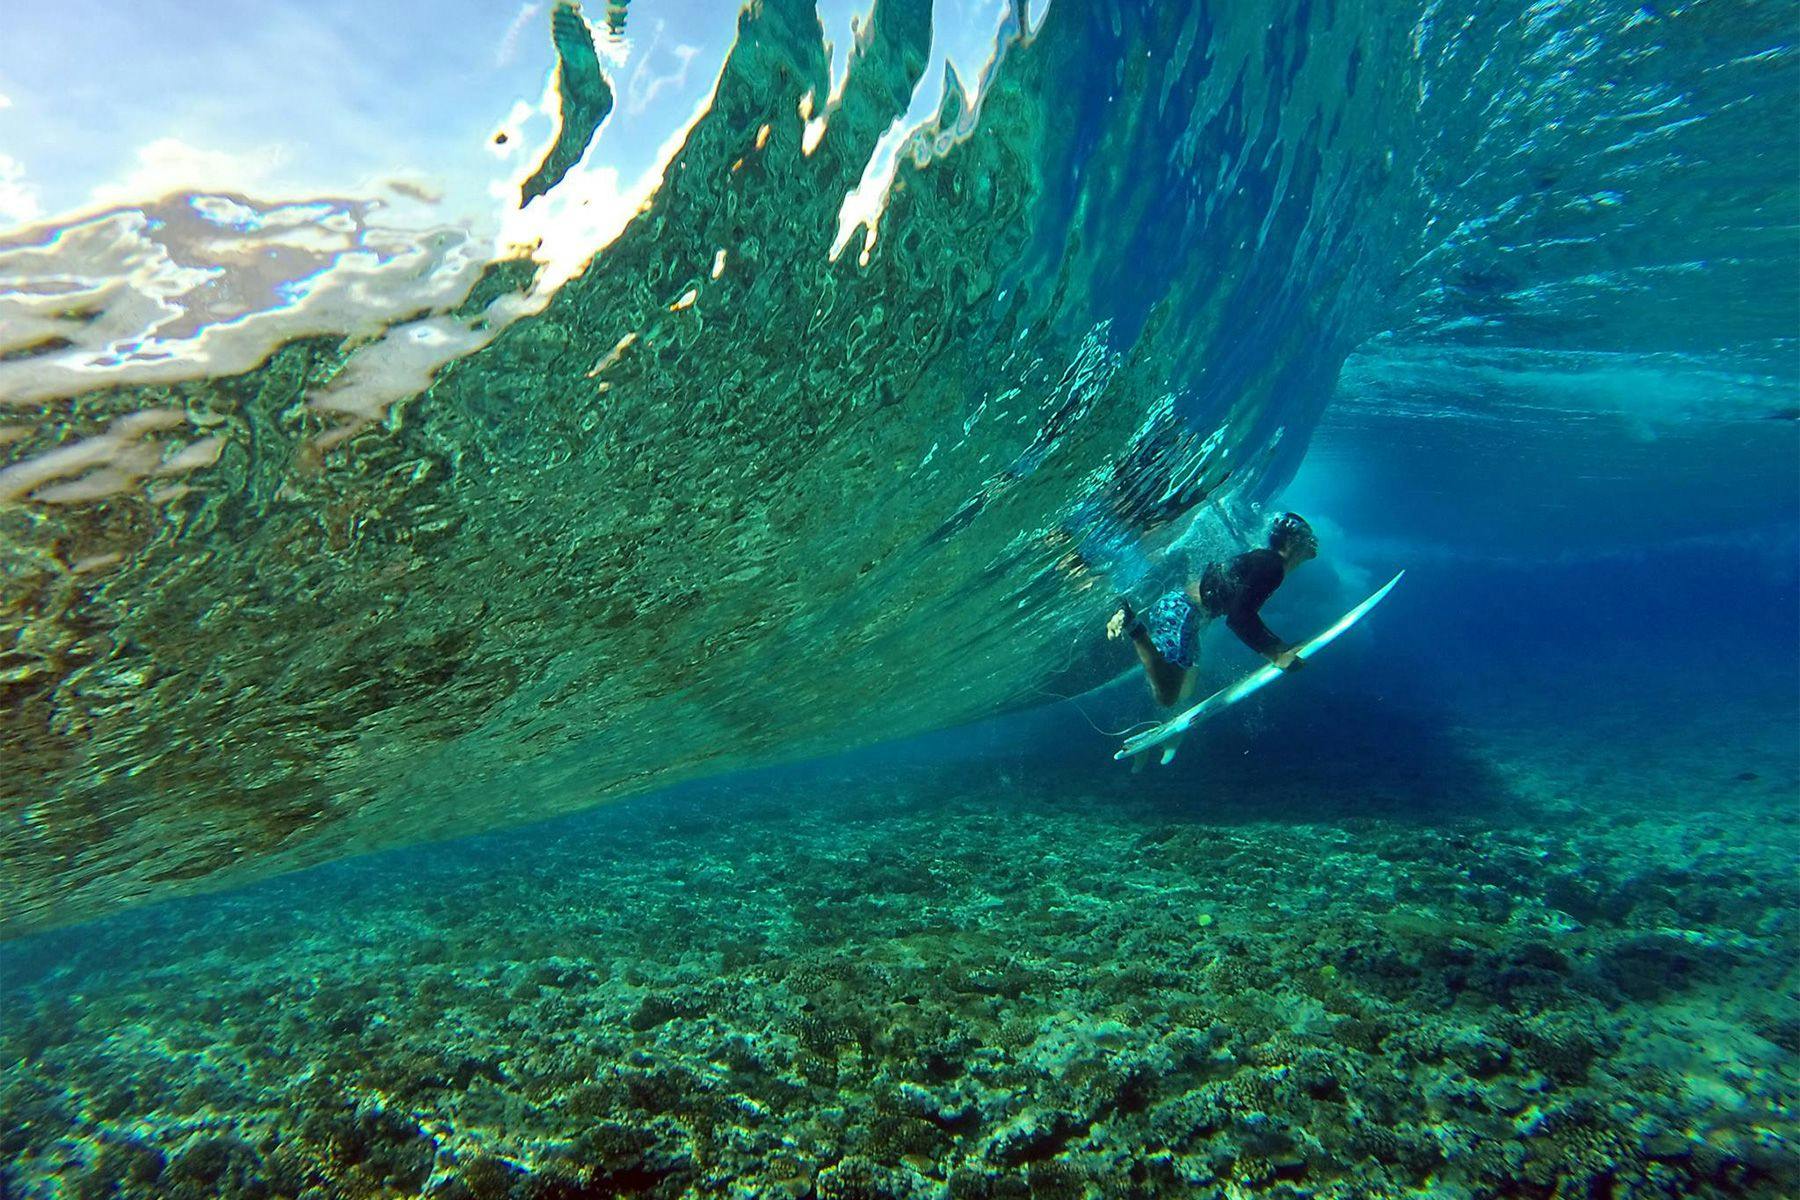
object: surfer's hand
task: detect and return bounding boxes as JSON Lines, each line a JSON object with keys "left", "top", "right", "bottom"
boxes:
{"left": 1106, "top": 609, "right": 1127, "bottom": 640}
{"left": 1272, "top": 648, "right": 1305, "bottom": 671}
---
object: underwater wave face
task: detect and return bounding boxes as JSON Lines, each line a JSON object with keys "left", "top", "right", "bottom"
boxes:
{"left": 0, "top": 0, "right": 1791, "bottom": 933}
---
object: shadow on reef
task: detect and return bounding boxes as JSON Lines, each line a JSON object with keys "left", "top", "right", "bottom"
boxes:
{"left": 1170, "top": 701, "right": 1509, "bottom": 827}
{"left": 1008, "top": 667, "right": 1528, "bottom": 832}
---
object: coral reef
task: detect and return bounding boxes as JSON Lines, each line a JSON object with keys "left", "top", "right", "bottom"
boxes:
{"left": 2, "top": 685, "right": 1795, "bottom": 1199}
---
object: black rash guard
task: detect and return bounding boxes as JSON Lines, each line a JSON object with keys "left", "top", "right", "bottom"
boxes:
{"left": 1198, "top": 547, "right": 1288, "bottom": 658}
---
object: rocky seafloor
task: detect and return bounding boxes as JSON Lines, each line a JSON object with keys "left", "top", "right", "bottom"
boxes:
{"left": 2, "top": 678, "right": 1796, "bottom": 1200}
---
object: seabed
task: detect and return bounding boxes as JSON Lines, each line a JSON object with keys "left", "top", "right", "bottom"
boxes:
{"left": 3, "top": 670, "right": 1795, "bottom": 1200}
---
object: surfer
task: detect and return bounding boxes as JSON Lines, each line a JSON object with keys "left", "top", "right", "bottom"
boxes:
{"left": 1107, "top": 512, "right": 1319, "bottom": 710}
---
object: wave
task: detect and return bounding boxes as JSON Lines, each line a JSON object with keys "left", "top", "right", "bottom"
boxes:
{"left": 0, "top": 0, "right": 1791, "bottom": 933}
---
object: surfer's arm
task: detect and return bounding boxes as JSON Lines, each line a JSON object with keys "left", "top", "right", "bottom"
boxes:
{"left": 1223, "top": 553, "right": 1292, "bottom": 664}
{"left": 1225, "top": 607, "right": 1285, "bottom": 660}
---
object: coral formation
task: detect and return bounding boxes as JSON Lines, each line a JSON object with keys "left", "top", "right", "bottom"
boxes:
{"left": 2, "top": 687, "right": 1795, "bottom": 1198}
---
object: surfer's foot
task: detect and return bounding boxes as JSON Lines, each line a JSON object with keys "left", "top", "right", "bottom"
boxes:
{"left": 1106, "top": 599, "right": 1136, "bottom": 641}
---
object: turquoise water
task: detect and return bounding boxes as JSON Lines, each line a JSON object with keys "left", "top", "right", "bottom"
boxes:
{"left": 1, "top": 0, "right": 1797, "bottom": 1196}
{"left": 3, "top": 535, "right": 1796, "bottom": 1197}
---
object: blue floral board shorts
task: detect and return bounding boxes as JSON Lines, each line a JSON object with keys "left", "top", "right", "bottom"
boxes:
{"left": 1143, "top": 591, "right": 1202, "bottom": 669}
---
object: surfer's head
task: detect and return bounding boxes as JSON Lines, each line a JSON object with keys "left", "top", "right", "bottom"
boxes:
{"left": 1269, "top": 512, "right": 1317, "bottom": 565}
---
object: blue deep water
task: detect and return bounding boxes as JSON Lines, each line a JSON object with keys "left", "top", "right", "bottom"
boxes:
{"left": 1, "top": 0, "right": 1797, "bottom": 1197}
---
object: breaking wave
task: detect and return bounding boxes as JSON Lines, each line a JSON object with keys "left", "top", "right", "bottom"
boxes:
{"left": 0, "top": 0, "right": 1792, "bottom": 931}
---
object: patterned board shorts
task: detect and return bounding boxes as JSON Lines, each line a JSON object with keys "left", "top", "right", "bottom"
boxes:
{"left": 1143, "top": 590, "right": 1203, "bottom": 669}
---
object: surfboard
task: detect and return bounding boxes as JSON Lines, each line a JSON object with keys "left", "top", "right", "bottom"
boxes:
{"left": 1115, "top": 571, "right": 1405, "bottom": 762}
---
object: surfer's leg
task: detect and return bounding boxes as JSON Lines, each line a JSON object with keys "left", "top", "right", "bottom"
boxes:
{"left": 1118, "top": 592, "right": 1196, "bottom": 706}
{"left": 1131, "top": 657, "right": 1190, "bottom": 774}
{"left": 1132, "top": 637, "right": 1186, "bottom": 707}
{"left": 1158, "top": 667, "right": 1202, "bottom": 765}
{"left": 1131, "top": 659, "right": 1191, "bottom": 773}
{"left": 1115, "top": 603, "right": 1184, "bottom": 705}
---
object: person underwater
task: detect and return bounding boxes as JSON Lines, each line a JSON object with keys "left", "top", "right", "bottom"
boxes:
{"left": 1107, "top": 512, "right": 1319, "bottom": 761}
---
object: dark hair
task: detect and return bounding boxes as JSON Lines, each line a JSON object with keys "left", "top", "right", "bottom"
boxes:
{"left": 1269, "top": 512, "right": 1317, "bottom": 553}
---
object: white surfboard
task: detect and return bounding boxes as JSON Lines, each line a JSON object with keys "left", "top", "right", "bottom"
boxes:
{"left": 1115, "top": 571, "right": 1405, "bottom": 762}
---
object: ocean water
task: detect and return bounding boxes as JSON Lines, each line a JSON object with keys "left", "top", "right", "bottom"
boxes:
{"left": 1, "top": 1, "right": 1797, "bottom": 1197}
